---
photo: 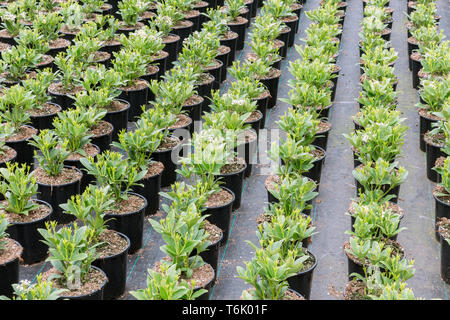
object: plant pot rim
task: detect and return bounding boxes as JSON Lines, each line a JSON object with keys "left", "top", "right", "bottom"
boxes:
{"left": 169, "top": 114, "right": 193, "bottom": 131}
{"left": 163, "top": 33, "right": 181, "bottom": 43}
{"left": 192, "top": 262, "right": 215, "bottom": 291}
{"left": 220, "top": 30, "right": 239, "bottom": 41}
{"left": 58, "top": 265, "right": 107, "bottom": 299}
{"left": 34, "top": 165, "right": 83, "bottom": 187}
{"left": 94, "top": 230, "right": 130, "bottom": 261}
{"left": 106, "top": 99, "right": 131, "bottom": 115}
{"left": 245, "top": 109, "right": 263, "bottom": 124}
{"left": 173, "top": 19, "right": 194, "bottom": 29}
{"left": 204, "top": 186, "right": 236, "bottom": 209}
{"left": 144, "top": 65, "right": 160, "bottom": 77}
{"left": 216, "top": 157, "right": 248, "bottom": 177}
{"left": 104, "top": 192, "right": 148, "bottom": 216}
{"left": 311, "top": 144, "right": 326, "bottom": 162}
{"left": 206, "top": 227, "right": 224, "bottom": 248}
{"left": 29, "top": 102, "right": 62, "bottom": 119}
{"left": 184, "top": 94, "right": 204, "bottom": 107}
{"left": 294, "top": 250, "right": 318, "bottom": 276}
{"left": 153, "top": 135, "right": 182, "bottom": 153}
{"left": 6, "top": 124, "right": 37, "bottom": 143}
{"left": 0, "top": 145, "right": 17, "bottom": 164}
{"left": 4, "top": 199, "right": 53, "bottom": 226}
{"left": 91, "top": 121, "right": 114, "bottom": 139}
{"left": 120, "top": 79, "right": 149, "bottom": 93}
{"left": 317, "top": 120, "right": 332, "bottom": 134}
{"left": 433, "top": 191, "right": 450, "bottom": 207}
{"left": 0, "top": 238, "right": 23, "bottom": 264}
{"left": 418, "top": 108, "right": 441, "bottom": 122}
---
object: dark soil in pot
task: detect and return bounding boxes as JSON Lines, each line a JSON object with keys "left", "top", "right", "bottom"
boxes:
{"left": 256, "top": 68, "right": 282, "bottom": 109}
{"left": 104, "top": 192, "right": 147, "bottom": 254}
{"left": 34, "top": 166, "right": 82, "bottom": 225}
{"left": 103, "top": 99, "right": 131, "bottom": 142}
{"left": 92, "top": 230, "right": 130, "bottom": 300}
{"left": 64, "top": 143, "right": 100, "bottom": 193}
{"left": 0, "top": 146, "right": 17, "bottom": 171}
{"left": 42, "top": 265, "right": 107, "bottom": 300}
{"left": 5, "top": 125, "right": 37, "bottom": 168}
{"left": 202, "top": 187, "right": 235, "bottom": 246}
{"left": 29, "top": 102, "right": 61, "bottom": 131}
{"left": 215, "top": 157, "right": 247, "bottom": 210}
{"left": 424, "top": 132, "right": 445, "bottom": 182}
{"left": 119, "top": 79, "right": 149, "bottom": 122}
{"left": 48, "top": 38, "right": 71, "bottom": 58}
{"left": 3, "top": 199, "right": 52, "bottom": 265}
{"left": 117, "top": 22, "right": 144, "bottom": 36}
{"left": 131, "top": 161, "right": 164, "bottom": 216}
{"left": 100, "top": 39, "right": 122, "bottom": 57}
{"left": 286, "top": 250, "right": 317, "bottom": 300}
{"left": 0, "top": 238, "right": 22, "bottom": 298}
{"left": 227, "top": 16, "right": 248, "bottom": 51}
{"left": 151, "top": 136, "right": 182, "bottom": 187}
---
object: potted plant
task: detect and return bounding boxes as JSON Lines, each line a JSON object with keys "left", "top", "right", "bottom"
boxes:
{"left": 32, "top": 12, "right": 71, "bottom": 58}
{"left": 148, "top": 13, "right": 180, "bottom": 70}
{"left": 149, "top": 203, "right": 215, "bottom": 300}
{"left": 59, "top": 1, "right": 85, "bottom": 41}
{"left": 53, "top": 109, "right": 100, "bottom": 192}
{"left": 0, "top": 4, "right": 24, "bottom": 45}
{"left": 0, "top": 45, "right": 41, "bottom": 87}
{"left": 96, "top": 15, "right": 122, "bottom": 57}
{"left": 433, "top": 158, "right": 450, "bottom": 242}
{"left": 0, "top": 162, "right": 53, "bottom": 264}
{"left": 263, "top": 0, "right": 298, "bottom": 47}
{"left": 112, "top": 122, "right": 165, "bottom": 216}
{"left": 38, "top": 221, "right": 108, "bottom": 300}
{"left": 80, "top": 150, "right": 147, "bottom": 254}
{"left": 0, "top": 213, "right": 23, "bottom": 298}
{"left": 437, "top": 217, "right": 450, "bottom": 284}
{"left": 130, "top": 263, "right": 207, "bottom": 300}
{"left": 22, "top": 69, "right": 61, "bottom": 131}
{"left": 29, "top": 129, "right": 82, "bottom": 224}
{"left": 0, "top": 84, "right": 38, "bottom": 167}
{"left": 48, "top": 52, "right": 85, "bottom": 110}
{"left": 157, "top": 3, "right": 193, "bottom": 44}
{"left": 0, "top": 274, "right": 67, "bottom": 300}
{"left": 0, "top": 123, "right": 16, "bottom": 168}
{"left": 223, "top": 0, "right": 248, "bottom": 51}
{"left": 112, "top": 48, "right": 149, "bottom": 121}
{"left": 424, "top": 109, "right": 449, "bottom": 182}
{"left": 117, "top": 0, "right": 146, "bottom": 35}
{"left": 237, "top": 240, "right": 306, "bottom": 300}
{"left": 60, "top": 185, "right": 131, "bottom": 299}
{"left": 14, "top": 29, "right": 54, "bottom": 72}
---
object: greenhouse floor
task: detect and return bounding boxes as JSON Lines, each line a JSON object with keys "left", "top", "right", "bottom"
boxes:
{"left": 20, "top": 0, "right": 450, "bottom": 300}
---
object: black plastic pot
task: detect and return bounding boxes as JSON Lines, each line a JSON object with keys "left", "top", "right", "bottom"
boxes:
{"left": 35, "top": 166, "right": 82, "bottom": 225}
{"left": 152, "top": 51, "right": 168, "bottom": 80}
{"left": 439, "top": 231, "right": 450, "bottom": 284}
{"left": 101, "top": 42, "right": 122, "bottom": 58}
{"left": 205, "top": 59, "right": 223, "bottom": 90}
{"left": 236, "top": 129, "right": 258, "bottom": 178}
{"left": 259, "top": 70, "right": 282, "bottom": 109}
{"left": 407, "top": 39, "right": 418, "bottom": 71}
{"left": 276, "top": 27, "right": 291, "bottom": 59}
{"left": 151, "top": 137, "right": 182, "bottom": 188}
{"left": 91, "top": 121, "right": 113, "bottom": 153}
{"left": 314, "top": 122, "right": 331, "bottom": 151}
{"left": 193, "top": 263, "right": 215, "bottom": 300}
{"left": 227, "top": 19, "right": 248, "bottom": 51}
{"left": 303, "top": 145, "right": 326, "bottom": 186}
{"left": 30, "top": 103, "right": 61, "bottom": 131}
{"left": 93, "top": 232, "right": 130, "bottom": 300}
{"left": 58, "top": 266, "right": 107, "bottom": 300}
{"left": 163, "top": 34, "right": 180, "bottom": 71}
{"left": 199, "top": 231, "right": 223, "bottom": 283}
{"left": 182, "top": 95, "right": 204, "bottom": 123}
{"left": 5, "top": 125, "right": 36, "bottom": 168}
{"left": 196, "top": 74, "right": 215, "bottom": 114}
{"left": 215, "top": 161, "right": 247, "bottom": 211}
{"left": 0, "top": 147, "right": 16, "bottom": 172}
{"left": 411, "top": 56, "right": 422, "bottom": 89}
{"left": 220, "top": 32, "right": 238, "bottom": 67}
{"left": 119, "top": 80, "right": 149, "bottom": 122}
{"left": 7, "top": 200, "right": 52, "bottom": 265}
{"left": 434, "top": 193, "right": 450, "bottom": 242}
{"left": 286, "top": 251, "right": 317, "bottom": 300}
{"left": 245, "top": 110, "right": 263, "bottom": 137}
{"left": 104, "top": 192, "right": 147, "bottom": 255}
{"left": 185, "top": 10, "right": 201, "bottom": 32}
{"left": 48, "top": 86, "right": 77, "bottom": 110}
{"left": 132, "top": 163, "right": 163, "bottom": 216}
{"left": 283, "top": 16, "right": 299, "bottom": 47}
{"left": 172, "top": 20, "right": 194, "bottom": 45}
{"left": 0, "top": 239, "right": 21, "bottom": 298}
{"left": 141, "top": 67, "right": 159, "bottom": 100}
{"left": 249, "top": 0, "right": 257, "bottom": 17}
{"left": 64, "top": 144, "right": 100, "bottom": 193}
{"left": 355, "top": 181, "right": 400, "bottom": 204}
{"left": 216, "top": 46, "right": 230, "bottom": 84}
{"left": 419, "top": 110, "right": 439, "bottom": 152}
{"left": 202, "top": 187, "right": 235, "bottom": 246}
{"left": 425, "top": 138, "right": 445, "bottom": 182}
{"left": 104, "top": 99, "right": 131, "bottom": 142}
{"left": 48, "top": 39, "right": 71, "bottom": 58}
{"left": 346, "top": 253, "right": 367, "bottom": 280}
{"left": 253, "top": 93, "right": 269, "bottom": 129}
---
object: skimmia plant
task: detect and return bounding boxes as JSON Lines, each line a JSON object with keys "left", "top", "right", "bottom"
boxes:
{"left": 29, "top": 130, "right": 71, "bottom": 177}
{"left": 417, "top": 78, "right": 449, "bottom": 113}
{"left": 0, "top": 274, "right": 67, "bottom": 300}
{"left": 22, "top": 69, "right": 57, "bottom": 111}
{"left": 0, "top": 85, "right": 34, "bottom": 133}
{"left": 0, "top": 162, "right": 39, "bottom": 216}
